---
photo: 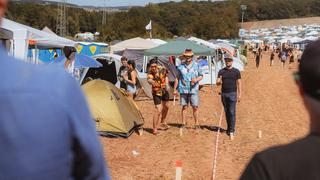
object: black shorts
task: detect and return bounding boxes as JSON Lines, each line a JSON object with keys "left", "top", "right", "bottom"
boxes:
{"left": 153, "top": 91, "right": 169, "bottom": 105}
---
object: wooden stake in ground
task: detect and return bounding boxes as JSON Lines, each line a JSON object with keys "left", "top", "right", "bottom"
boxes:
{"left": 176, "top": 160, "right": 182, "bottom": 180}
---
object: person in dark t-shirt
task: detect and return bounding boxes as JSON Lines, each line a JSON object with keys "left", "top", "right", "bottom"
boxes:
{"left": 217, "top": 54, "right": 242, "bottom": 140}
{"left": 118, "top": 56, "right": 128, "bottom": 90}
{"left": 241, "top": 40, "right": 320, "bottom": 180}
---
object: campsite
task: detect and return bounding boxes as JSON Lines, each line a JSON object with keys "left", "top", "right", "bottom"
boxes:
{"left": 101, "top": 50, "right": 308, "bottom": 179}
{"left": 1, "top": 0, "right": 319, "bottom": 179}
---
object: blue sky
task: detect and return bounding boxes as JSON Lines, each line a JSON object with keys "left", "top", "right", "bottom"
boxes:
{"left": 50, "top": 0, "right": 212, "bottom": 7}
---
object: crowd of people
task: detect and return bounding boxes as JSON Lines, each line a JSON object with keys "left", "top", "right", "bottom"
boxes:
{"left": 250, "top": 43, "right": 303, "bottom": 69}
{"left": 116, "top": 48, "right": 242, "bottom": 138}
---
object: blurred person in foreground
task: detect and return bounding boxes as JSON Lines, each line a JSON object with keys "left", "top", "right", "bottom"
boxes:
{"left": 174, "top": 49, "right": 203, "bottom": 129}
{"left": 147, "top": 58, "right": 170, "bottom": 135}
{"left": 216, "top": 54, "right": 241, "bottom": 140}
{"left": 0, "top": 1, "right": 109, "bottom": 179}
{"left": 241, "top": 40, "right": 320, "bottom": 180}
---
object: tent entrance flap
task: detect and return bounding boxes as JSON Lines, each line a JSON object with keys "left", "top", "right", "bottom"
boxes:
{"left": 84, "top": 59, "right": 118, "bottom": 85}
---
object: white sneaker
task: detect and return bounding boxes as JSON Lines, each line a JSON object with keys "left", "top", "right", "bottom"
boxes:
{"left": 229, "top": 132, "right": 235, "bottom": 140}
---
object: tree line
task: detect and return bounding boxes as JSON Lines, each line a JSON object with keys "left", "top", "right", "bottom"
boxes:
{"left": 5, "top": 0, "right": 320, "bottom": 42}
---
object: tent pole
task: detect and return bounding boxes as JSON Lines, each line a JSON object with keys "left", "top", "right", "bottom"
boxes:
{"left": 209, "top": 56, "right": 213, "bottom": 85}
{"left": 35, "top": 45, "right": 38, "bottom": 64}
{"left": 143, "top": 56, "right": 146, "bottom": 73}
{"left": 79, "top": 68, "right": 89, "bottom": 85}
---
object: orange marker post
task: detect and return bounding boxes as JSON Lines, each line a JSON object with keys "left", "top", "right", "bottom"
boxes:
{"left": 176, "top": 160, "right": 182, "bottom": 180}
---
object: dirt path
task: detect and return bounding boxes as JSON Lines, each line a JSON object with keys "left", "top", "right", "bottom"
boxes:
{"left": 101, "top": 51, "right": 309, "bottom": 180}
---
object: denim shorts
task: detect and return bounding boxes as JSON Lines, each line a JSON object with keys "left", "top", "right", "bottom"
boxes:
{"left": 127, "top": 84, "right": 137, "bottom": 94}
{"left": 180, "top": 94, "right": 199, "bottom": 107}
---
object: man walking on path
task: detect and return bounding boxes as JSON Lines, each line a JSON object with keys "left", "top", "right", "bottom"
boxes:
{"left": 270, "top": 50, "right": 275, "bottom": 66}
{"left": 255, "top": 49, "right": 262, "bottom": 68}
{"left": 217, "top": 54, "right": 242, "bottom": 140}
{"left": 0, "top": 1, "right": 109, "bottom": 179}
{"left": 241, "top": 39, "right": 320, "bottom": 180}
{"left": 147, "top": 59, "right": 170, "bottom": 135}
{"left": 174, "top": 49, "right": 203, "bottom": 129}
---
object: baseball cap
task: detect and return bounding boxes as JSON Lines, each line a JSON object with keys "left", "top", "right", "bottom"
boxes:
{"left": 299, "top": 40, "right": 320, "bottom": 101}
{"left": 224, "top": 53, "right": 233, "bottom": 61}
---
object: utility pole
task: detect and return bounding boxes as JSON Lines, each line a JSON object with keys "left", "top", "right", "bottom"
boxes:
{"left": 240, "top": 5, "right": 247, "bottom": 29}
{"left": 56, "top": 0, "right": 68, "bottom": 37}
{"left": 102, "top": 0, "right": 107, "bottom": 25}
{"left": 240, "top": 5, "right": 247, "bottom": 40}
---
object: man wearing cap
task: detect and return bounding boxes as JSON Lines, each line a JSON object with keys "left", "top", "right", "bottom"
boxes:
{"left": 241, "top": 40, "right": 320, "bottom": 180}
{"left": 217, "top": 54, "right": 242, "bottom": 139}
{"left": 174, "top": 49, "right": 203, "bottom": 129}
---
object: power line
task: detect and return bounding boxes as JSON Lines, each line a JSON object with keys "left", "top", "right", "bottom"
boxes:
{"left": 102, "top": 0, "right": 107, "bottom": 25}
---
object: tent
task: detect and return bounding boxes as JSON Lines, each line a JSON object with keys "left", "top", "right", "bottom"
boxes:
{"left": 1, "top": 18, "right": 75, "bottom": 61}
{"left": 112, "top": 37, "right": 163, "bottom": 72}
{"left": 146, "top": 38, "right": 167, "bottom": 45}
{"left": 0, "top": 28, "right": 13, "bottom": 52}
{"left": 76, "top": 42, "right": 109, "bottom": 57}
{"left": 188, "top": 36, "right": 219, "bottom": 50}
{"left": 144, "top": 39, "right": 213, "bottom": 56}
{"left": 84, "top": 53, "right": 122, "bottom": 86}
{"left": 42, "top": 26, "right": 57, "bottom": 35}
{"left": 111, "top": 37, "right": 159, "bottom": 52}
{"left": 82, "top": 80, "right": 144, "bottom": 137}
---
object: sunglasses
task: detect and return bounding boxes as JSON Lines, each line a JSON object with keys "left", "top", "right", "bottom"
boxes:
{"left": 150, "top": 65, "right": 157, "bottom": 68}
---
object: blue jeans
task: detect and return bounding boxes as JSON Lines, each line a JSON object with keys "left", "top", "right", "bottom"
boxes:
{"left": 221, "top": 92, "right": 237, "bottom": 133}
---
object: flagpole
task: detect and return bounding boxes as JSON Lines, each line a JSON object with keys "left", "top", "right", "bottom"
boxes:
{"left": 149, "top": 30, "right": 152, "bottom": 39}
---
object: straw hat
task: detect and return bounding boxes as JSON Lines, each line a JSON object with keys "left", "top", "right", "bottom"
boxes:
{"left": 182, "top": 49, "right": 194, "bottom": 57}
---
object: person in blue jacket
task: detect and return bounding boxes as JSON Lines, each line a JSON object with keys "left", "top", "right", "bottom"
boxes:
{"left": 0, "top": 1, "right": 110, "bottom": 179}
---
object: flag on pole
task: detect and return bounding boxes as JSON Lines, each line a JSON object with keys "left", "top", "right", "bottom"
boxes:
{"left": 145, "top": 20, "right": 152, "bottom": 31}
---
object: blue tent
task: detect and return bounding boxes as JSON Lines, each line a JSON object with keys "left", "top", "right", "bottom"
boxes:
{"left": 76, "top": 42, "right": 109, "bottom": 57}
{"left": 51, "top": 54, "right": 102, "bottom": 68}
{"left": 29, "top": 42, "right": 108, "bottom": 63}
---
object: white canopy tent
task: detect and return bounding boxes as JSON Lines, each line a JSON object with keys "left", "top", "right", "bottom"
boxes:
{"left": 189, "top": 37, "right": 244, "bottom": 71}
{"left": 188, "top": 36, "right": 219, "bottom": 49}
{"left": 146, "top": 38, "right": 167, "bottom": 45}
{"left": 304, "top": 36, "right": 318, "bottom": 41}
{"left": 1, "top": 18, "right": 75, "bottom": 61}
{"left": 111, "top": 37, "right": 160, "bottom": 52}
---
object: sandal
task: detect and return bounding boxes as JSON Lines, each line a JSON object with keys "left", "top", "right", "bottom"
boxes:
{"left": 160, "top": 123, "right": 170, "bottom": 130}
{"left": 193, "top": 125, "right": 201, "bottom": 130}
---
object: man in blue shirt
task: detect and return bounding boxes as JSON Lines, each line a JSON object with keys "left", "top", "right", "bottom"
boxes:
{"left": 0, "top": 1, "right": 109, "bottom": 179}
{"left": 174, "top": 49, "right": 203, "bottom": 129}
